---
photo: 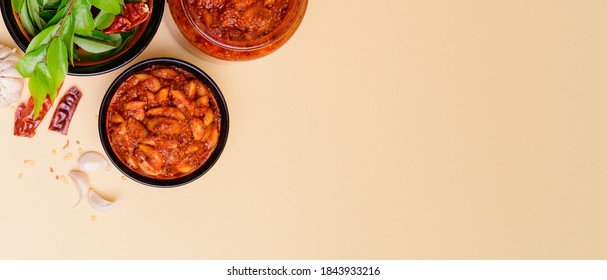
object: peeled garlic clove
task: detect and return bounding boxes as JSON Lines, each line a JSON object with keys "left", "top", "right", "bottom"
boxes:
{"left": 0, "top": 62, "right": 20, "bottom": 77}
{"left": 0, "top": 45, "right": 15, "bottom": 58}
{"left": 0, "top": 78, "right": 23, "bottom": 104}
{"left": 0, "top": 44, "right": 23, "bottom": 108}
{"left": 68, "top": 170, "right": 90, "bottom": 207}
{"left": 88, "top": 189, "right": 117, "bottom": 212}
{"left": 78, "top": 151, "right": 110, "bottom": 172}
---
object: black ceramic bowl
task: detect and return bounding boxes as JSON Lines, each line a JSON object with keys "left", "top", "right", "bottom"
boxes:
{"left": 98, "top": 58, "right": 229, "bottom": 188}
{"left": 1, "top": 0, "right": 164, "bottom": 76}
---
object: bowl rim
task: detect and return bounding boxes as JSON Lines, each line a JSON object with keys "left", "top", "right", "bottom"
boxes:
{"left": 0, "top": 0, "right": 164, "bottom": 76}
{"left": 98, "top": 57, "right": 230, "bottom": 188}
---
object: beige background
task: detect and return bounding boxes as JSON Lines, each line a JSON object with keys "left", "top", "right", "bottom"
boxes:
{"left": 0, "top": 0, "right": 606, "bottom": 259}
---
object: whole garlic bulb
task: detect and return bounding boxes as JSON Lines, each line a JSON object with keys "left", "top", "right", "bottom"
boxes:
{"left": 0, "top": 44, "right": 24, "bottom": 108}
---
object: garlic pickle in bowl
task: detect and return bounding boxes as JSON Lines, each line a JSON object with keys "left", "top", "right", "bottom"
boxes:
{"left": 167, "top": 0, "right": 308, "bottom": 61}
{"left": 98, "top": 58, "right": 229, "bottom": 188}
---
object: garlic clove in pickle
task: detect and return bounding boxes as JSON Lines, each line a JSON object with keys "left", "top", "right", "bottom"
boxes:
{"left": 88, "top": 189, "right": 117, "bottom": 212}
{"left": 79, "top": 151, "right": 111, "bottom": 172}
{"left": 68, "top": 170, "right": 90, "bottom": 207}
{"left": 0, "top": 44, "right": 23, "bottom": 108}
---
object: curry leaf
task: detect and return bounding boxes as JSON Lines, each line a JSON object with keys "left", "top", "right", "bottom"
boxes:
{"left": 73, "top": 0, "right": 94, "bottom": 36}
{"left": 73, "top": 36, "right": 119, "bottom": 53}
{"left": 35, "top": 63, "right": 54, "bottom": 101}
{"left": 42, "top": 0, "right": 62, "bottom": 9}
{"left": 12, "top": 0, "right": 25, "bottom": 11}
{"left": 25, "top": 23, "right": 60, "bottom": 53}
{"left": 76, "top": 33, "right": 127, "bottom": 61}
{"left": 28, "top": 67, "right": 47, "bottom": 120}
{"left": 108, "top": 33, "right": 123, "bottom": 46}
{"left": 60, "top": 13, "right": 75, "bottom": 65}
{"left": 26, "top": 0, "right": 45, "bottom": 31}
{"left": 39, "top": 11, "right": 54, "bottom": 23}
{"left": 16, "top": 46, "right": 47, "bottom": 77}
{"left": 19, "top": 2, "right": 37, "bottom": 37}
{"left": 88, "top": 0, "right": 122, "bottom": 15}
{"left": 46, "top": 5, "right": 68, "bottom": 26}
{"left": 94, "top": 10, "right": 115, "bottom": 30}
{"left": 47, "top": 38, "right": 68, "bottom": 100}
{"left": 90, "top": 30, "right": 114, "bottom": 43}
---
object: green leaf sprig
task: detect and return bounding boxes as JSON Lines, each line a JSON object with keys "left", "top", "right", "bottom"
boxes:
{"left": 14, "top": 0, "right": 127, "bottom": 119}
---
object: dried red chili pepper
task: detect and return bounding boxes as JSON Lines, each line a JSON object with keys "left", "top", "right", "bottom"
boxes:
{"left": 124, "top": 3, "right": 151, "bottom": 27}
{"left": 49, "top": 87, "right": 83, "bottom": 135}
{"left": 14, "top": 96, "right": 52, "bottom": 138}
{"left": 103, "top": 3, "right": 150, "bottom": 34}
{"left": 103, "top": 15, "right": 133, "bottom": 34}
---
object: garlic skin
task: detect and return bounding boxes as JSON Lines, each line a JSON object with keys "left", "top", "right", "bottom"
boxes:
{"left": 0, "top": 44, "right": 23, "bottom": 108}
{"left": 79, "top": 151, "right": 110, "bottom": 172}
{"left": 88, "top": 189, "right": 117, "bottom": 212}
{"left": 68, "top": 170, "right": 90, "bottom": 207}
